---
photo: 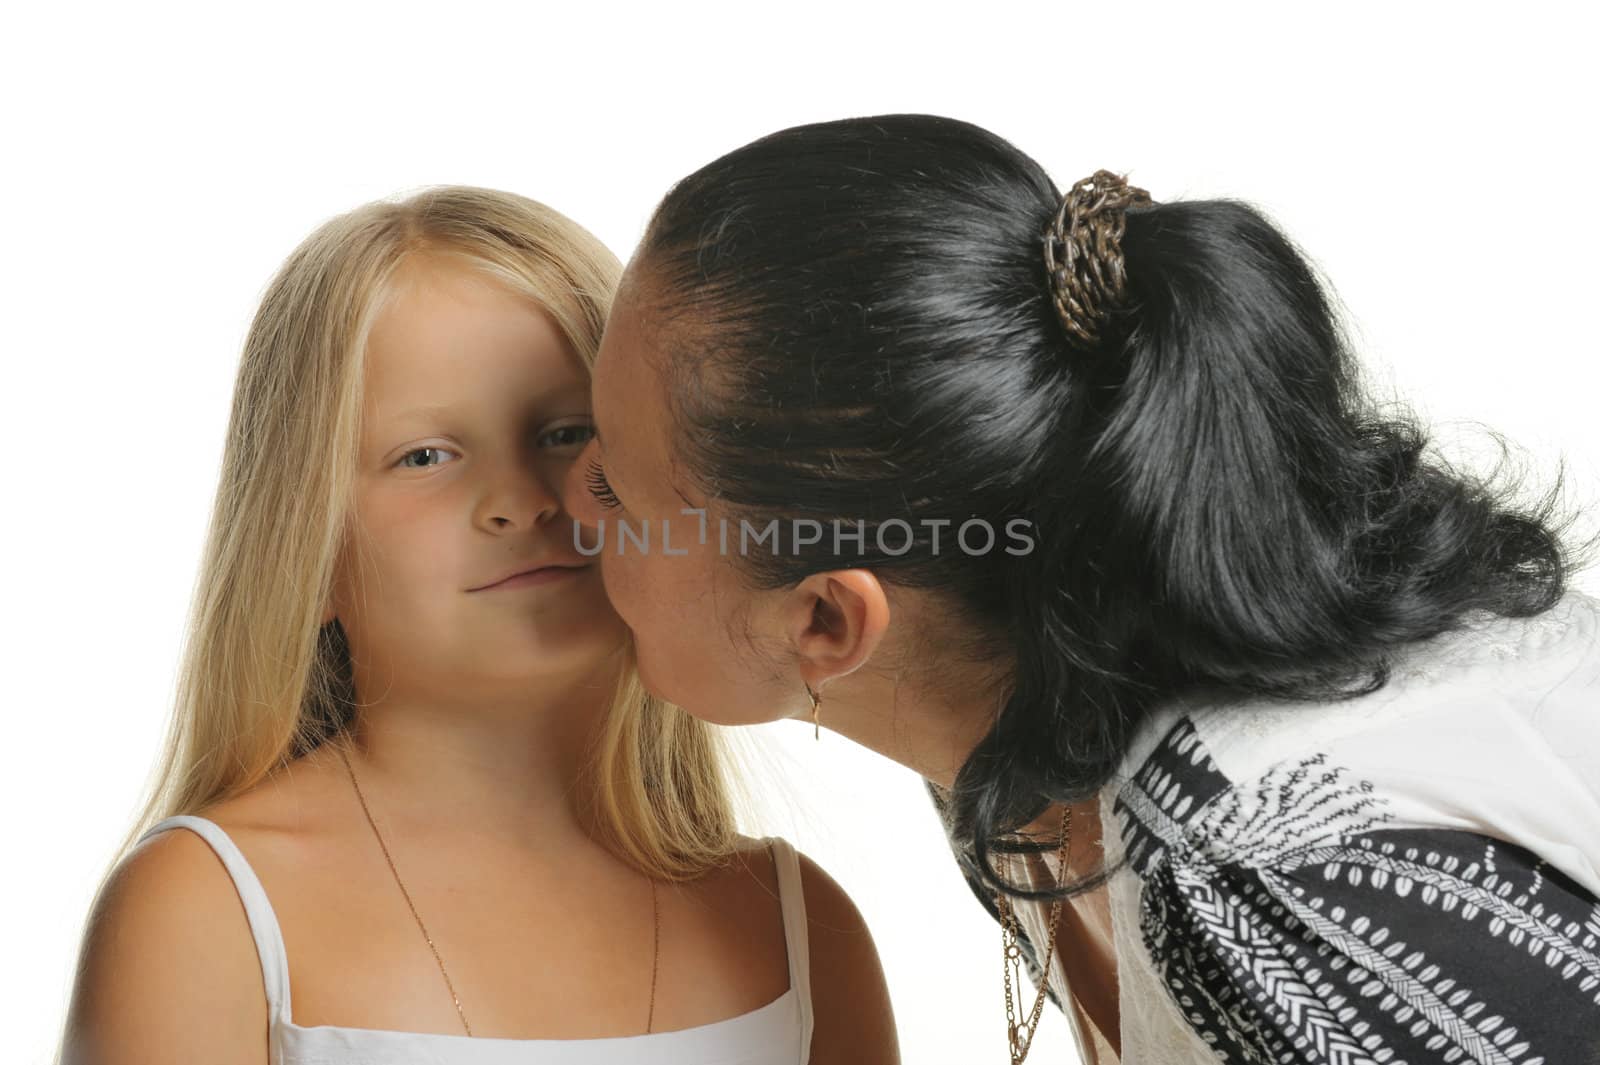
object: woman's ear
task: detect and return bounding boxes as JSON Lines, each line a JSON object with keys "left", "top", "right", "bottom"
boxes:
{"left": 779, "top": 570, "right": 890, "bottom": 691}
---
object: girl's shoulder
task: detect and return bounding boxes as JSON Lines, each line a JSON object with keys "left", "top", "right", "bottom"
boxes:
{"left": 716, "top": 835, "right": 878, "bottom": 942}
{"left": 62, "top": 809, "right": 270, "bottom": 1062}
{"left": 80, "top": 751, "right": 340, "bottom": 984}
{"left": 666, "top": 834, "right": 802, "bottom": 1001}
{"left": 711, "top": 834, "right": 875, "bottom": 943}
{"left": 706, "top": 836, "right": 896, "bottom": 1062}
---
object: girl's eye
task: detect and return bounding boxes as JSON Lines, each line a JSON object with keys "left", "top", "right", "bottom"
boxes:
{"left": 397, "top": 447, "right": 458, "bottom": 469}
{"left": 539, "top": 424, "right": 597, "bottom": 450}
{"left": 585, "top": 458, "right": 622, "bottom": 510}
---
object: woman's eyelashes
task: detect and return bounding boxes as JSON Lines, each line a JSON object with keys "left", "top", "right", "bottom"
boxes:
{"left": 585, "top": 458, "right": 622, "bottom": 510}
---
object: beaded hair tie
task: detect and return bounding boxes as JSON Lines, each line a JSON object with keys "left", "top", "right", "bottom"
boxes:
{"left": 1042, "top": 169, "right": 1153, "bottom": 350}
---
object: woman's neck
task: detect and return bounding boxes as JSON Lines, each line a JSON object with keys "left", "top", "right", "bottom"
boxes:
{"left": 807, "top": 655, "right": 1011, "bottom": 792}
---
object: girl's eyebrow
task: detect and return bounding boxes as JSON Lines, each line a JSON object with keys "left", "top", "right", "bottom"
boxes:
{"left": 390, "top": 385, "right": 592, "bottom": 426}
{"left": 392, "top": 404, "right": 453, "bottom": 423}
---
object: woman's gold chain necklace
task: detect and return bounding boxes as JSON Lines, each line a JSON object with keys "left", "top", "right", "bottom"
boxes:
{"left": 996, "top": 805, "right": 1073, "bottom": 1064}
{"left": 336, "top": 744, "right": 661, "bottom": 1037}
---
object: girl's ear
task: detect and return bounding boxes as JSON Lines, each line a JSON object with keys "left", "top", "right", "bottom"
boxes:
{"left": 323, "top": 550, "right": 349, "bottom": 627}
{"left": 779, "top": 569, "right": 890, "bottom": 691}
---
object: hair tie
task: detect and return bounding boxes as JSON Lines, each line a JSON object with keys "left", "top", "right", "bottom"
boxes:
{"left": 1042, "top": 169, "right": 1153, "bottom": 350}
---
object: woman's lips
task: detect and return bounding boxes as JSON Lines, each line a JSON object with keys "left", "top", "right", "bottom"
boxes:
{"left": 473, "top": 565, "right": 588, "bottom": 591}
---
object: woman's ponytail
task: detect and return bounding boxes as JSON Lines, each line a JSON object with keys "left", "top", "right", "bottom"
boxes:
{"left": 960, "top": 180, "right": 1576, "bottom": 898}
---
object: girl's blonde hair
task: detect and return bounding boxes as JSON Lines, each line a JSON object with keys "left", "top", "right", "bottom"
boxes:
{"left": 122, "top": 186, "right": 738, "bottom": 879}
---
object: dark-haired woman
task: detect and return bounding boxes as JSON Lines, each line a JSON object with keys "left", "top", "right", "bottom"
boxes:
{"left": 562, "top": 115, "right": 1600, "bottom": 1063}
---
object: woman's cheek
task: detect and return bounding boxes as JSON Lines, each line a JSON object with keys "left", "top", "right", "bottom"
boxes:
{"left": 598, "top": 552, "right": 649, "bottom": 631}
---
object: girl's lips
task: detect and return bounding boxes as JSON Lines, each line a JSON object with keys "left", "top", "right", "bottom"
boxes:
{"left": 473, "top": 565, "right": 588, "bottom": 591}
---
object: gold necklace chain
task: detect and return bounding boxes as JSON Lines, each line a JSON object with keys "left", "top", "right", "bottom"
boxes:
{"left": 996, "top": 805, "right": 1072, "bottom": 1064}
{"left": 336, "top": 743, "right": 661, "bottom": 1037}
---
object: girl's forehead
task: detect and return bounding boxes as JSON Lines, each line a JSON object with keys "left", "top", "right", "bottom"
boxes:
{"left": 367, "top": 266, "right": 581, "bottom": 397}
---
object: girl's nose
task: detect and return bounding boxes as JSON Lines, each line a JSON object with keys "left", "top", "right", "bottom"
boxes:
{"left": 475, "top": 459, "right": 561, "bottom": 533}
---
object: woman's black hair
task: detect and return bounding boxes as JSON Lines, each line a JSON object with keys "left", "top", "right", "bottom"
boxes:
{"left": 635, "top": 113, "right": 1582, "bottom": 899}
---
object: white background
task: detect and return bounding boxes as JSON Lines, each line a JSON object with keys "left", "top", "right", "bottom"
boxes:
{"left": 5, "top": 3, "right": 1598, "bottom": 1063}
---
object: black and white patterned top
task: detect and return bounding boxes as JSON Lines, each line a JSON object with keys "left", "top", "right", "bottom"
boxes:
{"left": 937, "top": 591, "right": 1600, "bottom": 1064}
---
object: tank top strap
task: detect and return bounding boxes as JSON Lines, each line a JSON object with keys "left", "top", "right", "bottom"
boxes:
{"left": 138, "top": 814, "right": 293, "bottom": 1022}
{"left": 764, "top": 836, "right": 815, "bottom": 1053}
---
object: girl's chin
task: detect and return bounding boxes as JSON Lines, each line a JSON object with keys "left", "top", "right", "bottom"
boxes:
{"left": 464, "top": 628, "right": 628, "bottom": 679}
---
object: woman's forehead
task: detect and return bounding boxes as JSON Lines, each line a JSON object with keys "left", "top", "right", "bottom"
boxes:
{"left": 594, "top": 301, "right": 709, "bottom": 511}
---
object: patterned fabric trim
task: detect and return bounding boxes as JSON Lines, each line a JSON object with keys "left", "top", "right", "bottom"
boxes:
{"left": 1115, "top": 717, "right": 1600, "bottom": 1065}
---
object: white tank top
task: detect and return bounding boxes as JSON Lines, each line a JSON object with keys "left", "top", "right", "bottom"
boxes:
{"left": 138, "top": 815, "right": 815, "bottom": 1064}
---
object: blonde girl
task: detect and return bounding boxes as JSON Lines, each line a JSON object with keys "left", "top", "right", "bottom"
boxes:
{"left": 60, "top": 187, "right": 897, "bottom": 1065}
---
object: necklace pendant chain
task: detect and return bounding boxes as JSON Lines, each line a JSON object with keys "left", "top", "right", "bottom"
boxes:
{"left": 998, "top": 805, "right": 1073, "bottom": 1065}
{"left": 336, "top": 743, "right": 661, "bottom": 1039}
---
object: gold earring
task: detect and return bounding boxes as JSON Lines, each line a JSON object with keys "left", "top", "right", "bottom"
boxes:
{"left": 805, "top": 683, "right": 821, "bottom": 741}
